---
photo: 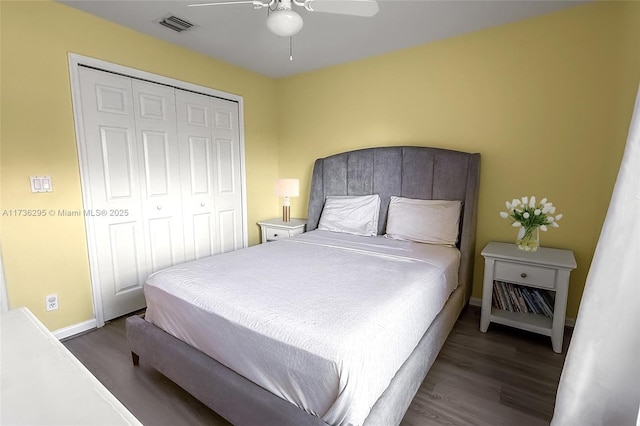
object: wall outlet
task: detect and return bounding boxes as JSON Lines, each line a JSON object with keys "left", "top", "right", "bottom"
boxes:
{"left": 46, "top": 294, "right": 59, "bottom": 311}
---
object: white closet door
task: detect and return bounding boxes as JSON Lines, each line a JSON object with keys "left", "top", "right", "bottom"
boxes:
{"left": 176, "top": 91, "right": 243, "bottom": 260}
{"left": 78, "top": 67, "right": 147, "bottom": 320}
{"left": 76, "top": 63, "right": 245, "bottom": 323}
{"left": 209, "top": 97, "right": 244, "bottom": 254}
{"left": 132, "top": 80, "right": 185, "bottom": 273}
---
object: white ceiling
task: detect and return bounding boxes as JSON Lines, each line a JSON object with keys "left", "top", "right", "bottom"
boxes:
{"left": 58, "top": 0, "right": 585, "bottom": 78}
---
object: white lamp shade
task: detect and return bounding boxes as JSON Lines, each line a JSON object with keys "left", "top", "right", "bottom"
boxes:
{"left": 274, "top": 179, "right": 299, "bottom": 197}
{"left": 266, "top": 9, "right": 303, "bottom": 37}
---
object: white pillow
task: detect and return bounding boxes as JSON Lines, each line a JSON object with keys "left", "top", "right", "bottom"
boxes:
{"left": 385, "top": 196, "right": 462, "bottom": 246}
{"left": 318, "top": 194, "right": 381, "bottom": 237}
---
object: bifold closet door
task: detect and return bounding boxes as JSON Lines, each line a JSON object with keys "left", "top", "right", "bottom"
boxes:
{"left": 78, "top": 67, "right": 149, "bottom": 320}
{"left": 78, "top": 67, "right": 244, "bottom": 321}
{"left": 176, "top": 90, "right": 244, "bottom": 261}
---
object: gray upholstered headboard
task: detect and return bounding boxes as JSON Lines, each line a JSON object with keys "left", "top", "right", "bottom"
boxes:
{"left": 307, "top": 146, "right": 481, "bottom": 302}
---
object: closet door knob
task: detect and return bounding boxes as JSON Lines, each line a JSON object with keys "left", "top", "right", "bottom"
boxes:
{"left": 520, "top": 273, "right": 527, "bottom": 278}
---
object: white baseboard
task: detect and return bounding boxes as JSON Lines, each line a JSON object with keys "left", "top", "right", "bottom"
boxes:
{"left": 468, "top": 297, "right": 575, "bottom": 328}
{"left": 469, "top": 296, "right": 482, "bottom": 307}
{"left": 54, "top": 318, "right": 97, "bottom": 340}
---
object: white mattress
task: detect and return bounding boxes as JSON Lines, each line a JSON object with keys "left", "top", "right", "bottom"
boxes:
{"left": 144, "top": 230, "right": 460, "bottom": 426}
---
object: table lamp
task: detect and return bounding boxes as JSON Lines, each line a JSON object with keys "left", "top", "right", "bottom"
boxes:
{"left": 274, "top": 178, "right": 299, "bottom": 222}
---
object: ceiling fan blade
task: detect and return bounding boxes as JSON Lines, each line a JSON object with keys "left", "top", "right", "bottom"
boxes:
{"left": 188, "top": 1, "right": 266, "bottom": 7}
{"left": 306, "top": 0, "right": 379, "bottom": 17}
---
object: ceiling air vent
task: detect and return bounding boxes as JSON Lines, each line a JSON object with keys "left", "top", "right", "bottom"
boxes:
{"left": 158, "top": 15, "right": 195, "bottom": 33}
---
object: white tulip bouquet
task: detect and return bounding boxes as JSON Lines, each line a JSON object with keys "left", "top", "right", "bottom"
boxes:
{"left": 500, "top": 196, "right": 563, "bottom": 251}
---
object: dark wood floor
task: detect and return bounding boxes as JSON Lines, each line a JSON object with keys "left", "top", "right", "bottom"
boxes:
{"left": 63, "top": 306, "right": 570, "bottom": 426}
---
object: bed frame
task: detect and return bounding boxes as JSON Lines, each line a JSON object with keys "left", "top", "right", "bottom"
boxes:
{"left": 127, "top": 146, "right": 480, "bottom": 426}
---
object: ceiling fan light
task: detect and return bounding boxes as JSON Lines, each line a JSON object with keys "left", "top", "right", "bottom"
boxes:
{"left": 266, "top": 9, "right": 303, "bottom": 37}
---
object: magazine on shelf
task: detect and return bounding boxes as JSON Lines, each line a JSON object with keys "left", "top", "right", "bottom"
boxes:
{"left": 492, "top": 281, "right": 554, "bottom": 317}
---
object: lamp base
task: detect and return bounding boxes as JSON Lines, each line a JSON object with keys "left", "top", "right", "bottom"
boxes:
{"left": 282, "top": 205, "right": 290, "bottom": 222}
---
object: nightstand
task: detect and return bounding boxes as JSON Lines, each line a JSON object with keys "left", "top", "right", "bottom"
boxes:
{"left": 480, "top": 241, "right": 577, "bottom": 353}
{"left": 257, "top": 218, "right": 306, "bottom": 244}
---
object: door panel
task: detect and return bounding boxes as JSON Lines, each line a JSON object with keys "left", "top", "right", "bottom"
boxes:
{"left": 142, "top": 131, "right": 170, "bottom": 196}
{"left": 139, "top": 93, "right": 167, "bottom": 120}
{"left": 100, "top": 127, "right": 135, "bottom": 199}
{"left": 214, "top": 109, "right": 232, "bottom": 130}
{"left": 109, "top": 222, "right": 143, "bottom": 294}
{"left": 210, "top": 98, "right": 243, "bottom": 253}
{"left": 148, "top": 218, "right": 175, "bottom": 273}
{"left": 215, "top": 138, "right": 235, "bottom": 194}
{"left": 79, "top": 67, "right": 147, "bottom": 320}
{"left": 187, "top": 104, "right": 208, "bottom": 127}
{"left": 177, "top": 90, "right": 219, "bottom": 261}
{"left": 96, "top": 85, "right": 128, "bottom": 115}
{"left": 192, "top": 213, "right": 214, "bottom": 259}
{"left": 188, "top": 136, "right": 213, "bottom": 195}
{"left": 132, "top": 80, "right": 185, "bottom": 273}
{"left": 218, "top": 209, "right": 238, "bottom": 254}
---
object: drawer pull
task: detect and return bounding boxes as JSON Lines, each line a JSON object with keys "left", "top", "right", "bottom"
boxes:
{"left": 520, "top": 273, "right": 527, "bottom": 278}
{"left": 273, "top": 234, "right": 278, "bottom": 237}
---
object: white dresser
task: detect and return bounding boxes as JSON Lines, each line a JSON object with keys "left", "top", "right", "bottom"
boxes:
{"left": 0, "top": 308, "right": 141, "bottom": 425}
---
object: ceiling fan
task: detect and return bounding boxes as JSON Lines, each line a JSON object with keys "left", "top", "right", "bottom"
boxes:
{"left": 188, "top": 0, "right": 379, "bottom": 37}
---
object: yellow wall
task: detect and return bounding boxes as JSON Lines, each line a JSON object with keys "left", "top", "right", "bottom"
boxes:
{"left": 276, "top": 1, "right": 640, "bottom": 319}
{"left": 1, "top": 0, "right": 638, "bottom": 331}
{"left": 0, "top": 0, "right": 279, "bottom": 330}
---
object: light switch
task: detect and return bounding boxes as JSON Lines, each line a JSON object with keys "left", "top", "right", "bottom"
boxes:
{"left": 30, "top": 176, "right": 53, "bottom": 193}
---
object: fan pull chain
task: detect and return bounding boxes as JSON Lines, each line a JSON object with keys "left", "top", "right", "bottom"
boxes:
{"left": 289, "top": 36, "right": 293, "bottom": 61}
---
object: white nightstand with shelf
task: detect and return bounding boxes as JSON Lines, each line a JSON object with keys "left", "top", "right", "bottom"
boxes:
{"left": 480, "top": 241, "right": 577, "bottom": 353}
{"left": 258, "top": 218, "right": 306, "bottom": 244}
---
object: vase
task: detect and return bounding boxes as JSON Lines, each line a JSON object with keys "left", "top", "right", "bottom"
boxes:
{"left": 516, "top": 226, "right": 539, "bottom": 252}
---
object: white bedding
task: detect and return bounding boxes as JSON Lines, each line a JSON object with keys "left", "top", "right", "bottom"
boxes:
{"left": 144, "top": 230, "right": 460, "bottom": 426}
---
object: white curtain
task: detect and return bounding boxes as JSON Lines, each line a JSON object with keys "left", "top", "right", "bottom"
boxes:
{"left": 551, "top": 85, "right": 640, "bottom": 425}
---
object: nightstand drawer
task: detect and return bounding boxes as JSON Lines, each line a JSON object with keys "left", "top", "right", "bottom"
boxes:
{"left": 265, "top": 228, "right": 288, "bottom": 241}
{"left": 494, "top": 261, "right": 556, "bottom": 289}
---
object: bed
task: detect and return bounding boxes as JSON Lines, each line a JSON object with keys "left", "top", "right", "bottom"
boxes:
{"left": 126, "top": 146, "right": 480, "bottom": 426}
